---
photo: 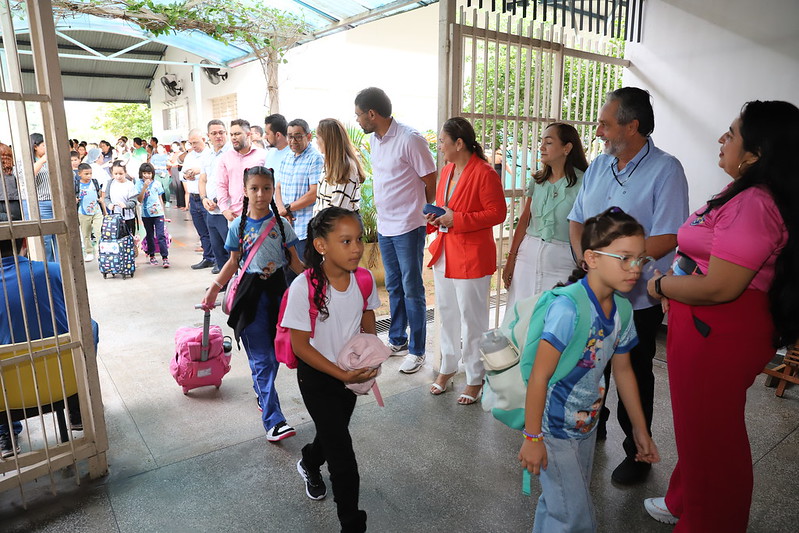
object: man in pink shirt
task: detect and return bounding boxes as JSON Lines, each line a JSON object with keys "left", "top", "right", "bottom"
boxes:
{"left": 217, "top": 118, "right": 267, "bottom": 221}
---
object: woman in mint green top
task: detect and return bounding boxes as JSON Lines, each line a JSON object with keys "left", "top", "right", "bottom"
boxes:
{"left": 503, "top": 123, "right": 588, "bottom": 308}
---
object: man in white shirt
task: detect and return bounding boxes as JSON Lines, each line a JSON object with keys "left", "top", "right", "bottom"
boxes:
{"left": 354, "top": 87, "right": 437, "bottom": 374}
{"left": 182, "top": 128, "right": 214, "bottom": 270}
{"left": 199, "top": 119, "right": 231, "bottom": 274}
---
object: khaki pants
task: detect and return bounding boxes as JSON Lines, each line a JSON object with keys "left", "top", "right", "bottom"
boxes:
{"left": 78, "top": 211, "right": 103, "bottom": 255}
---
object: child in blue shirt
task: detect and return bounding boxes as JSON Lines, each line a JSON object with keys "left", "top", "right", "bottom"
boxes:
{"left": 202, "top": 166, "right": 303, "bottom": 443}
{"left": 75, "top": 163, "right": 104, "bottom": 262}
{"left": 136, "top": 162, "right": 169, "bottom": 267}
{"left": 519, "top": 207, "right": 660, "bottom": 533}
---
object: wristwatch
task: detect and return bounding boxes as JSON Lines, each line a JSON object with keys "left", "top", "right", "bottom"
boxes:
{"left": 654, "top": 274, "right": 667, "bottom": 297}
{"left": 284, "top": 203, "right": 292, "bottom": 216}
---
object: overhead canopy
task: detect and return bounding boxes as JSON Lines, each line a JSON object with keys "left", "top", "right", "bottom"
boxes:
{"left": 3, "top": 0, "right": 436, "bottom": 103}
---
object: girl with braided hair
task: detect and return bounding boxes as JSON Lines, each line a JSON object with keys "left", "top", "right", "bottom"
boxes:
{"left": 202, "top": 166, "right": 303, "bottom": 443}
{"left": 281, "top": 206, "right": 380, "bottom": 532}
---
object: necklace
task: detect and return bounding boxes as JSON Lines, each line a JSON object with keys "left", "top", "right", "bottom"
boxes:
{"left": 611, "top": 140, "right": 651, "bottom": 186}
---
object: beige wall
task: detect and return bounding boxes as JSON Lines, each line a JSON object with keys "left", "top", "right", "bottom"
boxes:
{"left": 623, "top": 0, "right": 799, "bottom": 210}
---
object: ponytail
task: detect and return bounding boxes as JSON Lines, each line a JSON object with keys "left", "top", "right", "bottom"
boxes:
{"left": 238, "top": 196, "right": 249, "bottom": 255}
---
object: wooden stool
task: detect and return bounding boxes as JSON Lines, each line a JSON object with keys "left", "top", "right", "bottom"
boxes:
{"left": 763, "top": 345, "right": 799, "bottom": 398}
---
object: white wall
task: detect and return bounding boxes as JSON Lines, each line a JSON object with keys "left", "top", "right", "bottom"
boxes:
{"left": 149, "top": 4, "right": 440, "bottom": 141}
{"left": 623, "top": 0, "right": 799, "bottom": 210}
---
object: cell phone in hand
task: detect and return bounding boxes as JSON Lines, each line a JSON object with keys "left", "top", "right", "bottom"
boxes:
{"left": 423, "top": 203, "right": 446, "bottom": 217}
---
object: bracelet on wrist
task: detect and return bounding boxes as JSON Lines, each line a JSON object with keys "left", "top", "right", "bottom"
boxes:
{"left": 213, "top": 280, "right": 223, "bottom": 290}
{"left": 522, "top": 429, "right": 544, "bottom": 442}
{"left": 654, "top": 274, "right": 667, "bottom": 297}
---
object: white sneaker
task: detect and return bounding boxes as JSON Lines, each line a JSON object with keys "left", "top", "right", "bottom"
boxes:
{"left": 644, "top": 497, "right": 678, "bottom": 525}
{"left": 399, "top": 354, "right": 425, "bottom": 374}
{"left": 84, "top": 254, "right": 94, "bottom": 262}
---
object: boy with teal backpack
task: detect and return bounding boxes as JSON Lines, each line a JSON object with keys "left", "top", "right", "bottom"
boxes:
{"left": 485, "top": 208, "right": 660, "bottom": 532}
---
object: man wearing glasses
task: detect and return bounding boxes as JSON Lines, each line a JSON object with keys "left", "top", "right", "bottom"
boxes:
{"left": 217, "top": 118, "right": 266, "bottom": 225}
{"left": 276, "top": 118, "right": 322, "bottom": 284}
{"left": 199, "top": 119, "right": 232, "bottom": 274}
{"left": 568, "top": 87, "right": 689, "bottom": 485}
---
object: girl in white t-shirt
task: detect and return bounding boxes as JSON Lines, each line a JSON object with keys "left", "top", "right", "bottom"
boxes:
{"left": 313, "top": 118, "right": 365, "bottom": 216}
{"left": 281, "top": 206, "right": 379, "bottom": 533}
{"left": 102, "top": 160, "right": 138, "bottom": 235}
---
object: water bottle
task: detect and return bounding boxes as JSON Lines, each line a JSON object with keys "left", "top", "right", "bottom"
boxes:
{"left": 479, "top": 329, "right": 519, "bottom": 371}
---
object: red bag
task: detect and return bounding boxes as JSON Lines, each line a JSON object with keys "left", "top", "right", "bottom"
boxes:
{"left": 275, "top": 268, "right": 373, "bottom": 368}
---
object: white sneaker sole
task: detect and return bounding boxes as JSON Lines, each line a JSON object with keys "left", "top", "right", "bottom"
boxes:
{"left": 644, "top": 498, "right": 678, "bottom": 525}
{"left": 399, "top": 359, "right": 425, "bottom": 374}
{"left": 296, "top": 460, "right": 327, "bottom": 500}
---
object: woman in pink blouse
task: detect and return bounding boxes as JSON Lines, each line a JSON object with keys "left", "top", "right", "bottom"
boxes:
{"left": 644, "top": 101, "right": 799, "bottom": 532}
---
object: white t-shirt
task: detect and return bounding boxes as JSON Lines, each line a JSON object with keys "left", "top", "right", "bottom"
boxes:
{"left": 265, "top": 145, "right": 291, "bottom": 179}
{"left": 103, "top": 178, "right": 137, "bottom": 220}
{"left": 280, "top": 271, "right": 380, "bottom": 364}
{"left": 370, "top": 119, "right": 437, "bottom": 236}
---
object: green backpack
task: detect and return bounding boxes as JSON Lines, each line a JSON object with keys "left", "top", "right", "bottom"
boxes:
{"left": 483, "top": 282, "right": 633, "bottom": 493}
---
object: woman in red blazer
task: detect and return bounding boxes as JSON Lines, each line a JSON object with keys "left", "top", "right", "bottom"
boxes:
{"left": 426, "top": 117, "right": 507, "bottom": 404}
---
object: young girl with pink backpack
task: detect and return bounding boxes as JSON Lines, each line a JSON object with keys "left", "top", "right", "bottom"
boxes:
{"left": 280, "top": 206, "right": 381, "bottom": 533}
{"left": 201, "top": 166, "right": 303, "bottom": 443}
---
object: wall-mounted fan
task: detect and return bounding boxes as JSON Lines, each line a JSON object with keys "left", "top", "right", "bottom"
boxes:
{"left": 160, "top": 74, "right": 183, "bottom": 97}
{"left": 201, "top": 60, "right": 228, "bottom": 85}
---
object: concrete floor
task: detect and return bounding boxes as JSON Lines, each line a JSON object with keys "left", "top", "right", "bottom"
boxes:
{"left": 1, "top": 205, "right": 798, "bottom": 532}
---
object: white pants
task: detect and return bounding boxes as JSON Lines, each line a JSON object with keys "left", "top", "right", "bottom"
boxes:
{"left": 506, "top": 235, "right": 575, "bottom": 310}
{"left": 433, "top": 251, "right": 491, "bottom": 386}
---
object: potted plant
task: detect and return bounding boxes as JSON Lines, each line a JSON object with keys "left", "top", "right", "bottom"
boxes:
{"left": 347, "top": 125, "right": 384, "bottom": 286}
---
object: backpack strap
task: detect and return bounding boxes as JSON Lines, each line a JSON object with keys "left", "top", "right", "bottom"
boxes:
{"left": 612, "top": 292, "right": 634, "bottom": 340}
{"left": 353, "top": 267, "right": 373, "bottom": 311}
{"left": 305, "top": 270, "right": 322, "bottom": 339}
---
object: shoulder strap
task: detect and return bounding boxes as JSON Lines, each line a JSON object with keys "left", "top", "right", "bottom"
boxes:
{"left": 353, "top": 267, "right": 373, "bottom": 311}
{"left": 239, "top": 217, "right": 277, "bottom": 273}
{"left": 93, "top": 179, "right": 101, "bottom": 193}
{"left": 612, "top": 292, "right": 634, "bottom": 336}
{"left": 304, "top": 269, "right": 323, "bottom": 338}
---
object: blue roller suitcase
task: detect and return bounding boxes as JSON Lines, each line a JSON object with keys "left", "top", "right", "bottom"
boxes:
{"left": 98, "top": 213, "right": 136, "bottom": 279}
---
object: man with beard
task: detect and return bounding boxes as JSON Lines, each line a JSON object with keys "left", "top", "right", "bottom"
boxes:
{"left": 217, "top": 119, "right": 266, "bottom": 221}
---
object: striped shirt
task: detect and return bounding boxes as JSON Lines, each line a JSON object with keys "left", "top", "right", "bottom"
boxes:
{"left": 313, "top": 159, "right": 361, "bottom": 216}
{"left": 278, "top": 144, "right": 323, "bottom": 240}
{"left": 34, "top": 160, "right": 51, "bottom": 201}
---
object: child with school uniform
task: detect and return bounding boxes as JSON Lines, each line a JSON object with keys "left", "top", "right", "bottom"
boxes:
{"left": 202, "top": 166, "right": 303, "bottom": 442}
{"left": 75, "top": 163, "right": 105, "bottom": 262}
{"left": 102, "top": 160, "right": 138, "bottom": 235}
{"left": 136, "top": 162, "right": 169, "bottom": 268}
{"left": 281, "top": 206, "right": 380, "bottom": 533}
{"left": 518, "top": 207, "right": 660, "bottom": 533}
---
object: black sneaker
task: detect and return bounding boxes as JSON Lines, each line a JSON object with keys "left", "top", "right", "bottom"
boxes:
{"left": 1, "top": 433, "right": 20, "bottom": 459}
{"left": 297, "top": 459, "right": 327, "bottom": 500}
{"left": 266, "top": 421, "right": 296, "bottom": 442}
{"left": 611, "top": 456, "right": 652, "bottom": 485}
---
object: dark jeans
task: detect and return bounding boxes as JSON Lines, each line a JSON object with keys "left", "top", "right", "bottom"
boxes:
{"left": 205, "top": 212, "right": 230, "bottom": 269}
{"left": 297, "top": 360, "right": 366, "bottom": 533}
{"left": 189, "top": 195, "right": 213, "bottom": 263}
{"left": 142, "top": 216, "right": 168, "bottom": 258}
{"left": 170, "top": 167, "right": 185, "bottom": 208}
{"left": 600, "top": 304, "right": 663, "bottom": 458}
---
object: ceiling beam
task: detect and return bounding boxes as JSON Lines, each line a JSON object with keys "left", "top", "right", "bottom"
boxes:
{"left": 12, "top": 39, "right": 165, "bottom": 57}
{"left": 21, "top": 68, "right": 154, "bottom": 80}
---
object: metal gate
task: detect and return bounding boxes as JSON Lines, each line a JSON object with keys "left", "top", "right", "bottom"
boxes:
{"left": 0, "top": 0, "right": 108, "bottom": 506}
{"left": 438, "top": 0, "right": 630, "bottom": 325}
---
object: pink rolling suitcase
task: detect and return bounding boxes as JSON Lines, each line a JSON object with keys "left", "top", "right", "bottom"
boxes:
{"left": 171, "top": 305, "right": 232, "bottom": 395}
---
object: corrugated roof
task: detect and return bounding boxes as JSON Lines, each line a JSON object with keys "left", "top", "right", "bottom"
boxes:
{"left": 3, "top": 1, "right": 437, "bottom": 103}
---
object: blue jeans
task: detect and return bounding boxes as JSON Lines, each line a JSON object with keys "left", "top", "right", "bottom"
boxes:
{"left": 189, "top": 195, "right": 213, "bottom": 262}
{"left": 205, "top": 212, "right": 230, "bottom": 269}
{"left": 142, "top": 216, "right": 168, "bottom": 258}
{"left": 533, "top": 432, "right": 598, "bottom": 533}
{"left": 378, "top": 226, "right": 426, "bottom": 356}
{"left": 240, "top": 291, "right": 286, "bottom": 432}
{"left": 21, "top": 200, "right": 57, "bottom": 262}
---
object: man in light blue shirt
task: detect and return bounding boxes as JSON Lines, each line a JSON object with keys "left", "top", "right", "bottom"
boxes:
{"left": 276, "top": 118, "right": 322, "bottom": 283}
{"left": 568, "top": 87, "right": 689, "bottom": 485}
{"left": 264, "top": 114, "right": 291, "bottom": 178}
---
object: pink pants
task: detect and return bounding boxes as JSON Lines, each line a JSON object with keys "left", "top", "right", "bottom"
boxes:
{"left": 664, "top": 290, "right": 774, "bottom": 532}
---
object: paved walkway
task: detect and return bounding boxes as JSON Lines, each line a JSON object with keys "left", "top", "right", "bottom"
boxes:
{"left": 1, "top": 205, "right": 798, "bottom": 532}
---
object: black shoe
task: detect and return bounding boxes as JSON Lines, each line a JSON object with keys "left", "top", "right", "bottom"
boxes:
{"left": 297, "top": 459, "right": 327, "bottom": 500}
{"left": 211, "top": 266, "right": 221, "bottom": 275}
{"left": 191, "top": 259, "right": 214, "bottom": 270}
{"left": 1, "top": 433, "right": 20, "bottom": 459}
{"left": 611, "top": 456, "right": 652, "bottom": 485}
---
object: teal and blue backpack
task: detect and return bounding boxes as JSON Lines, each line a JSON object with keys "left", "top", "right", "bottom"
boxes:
{"left": 482, "top": 281, "right": 633, "bottom": 494}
